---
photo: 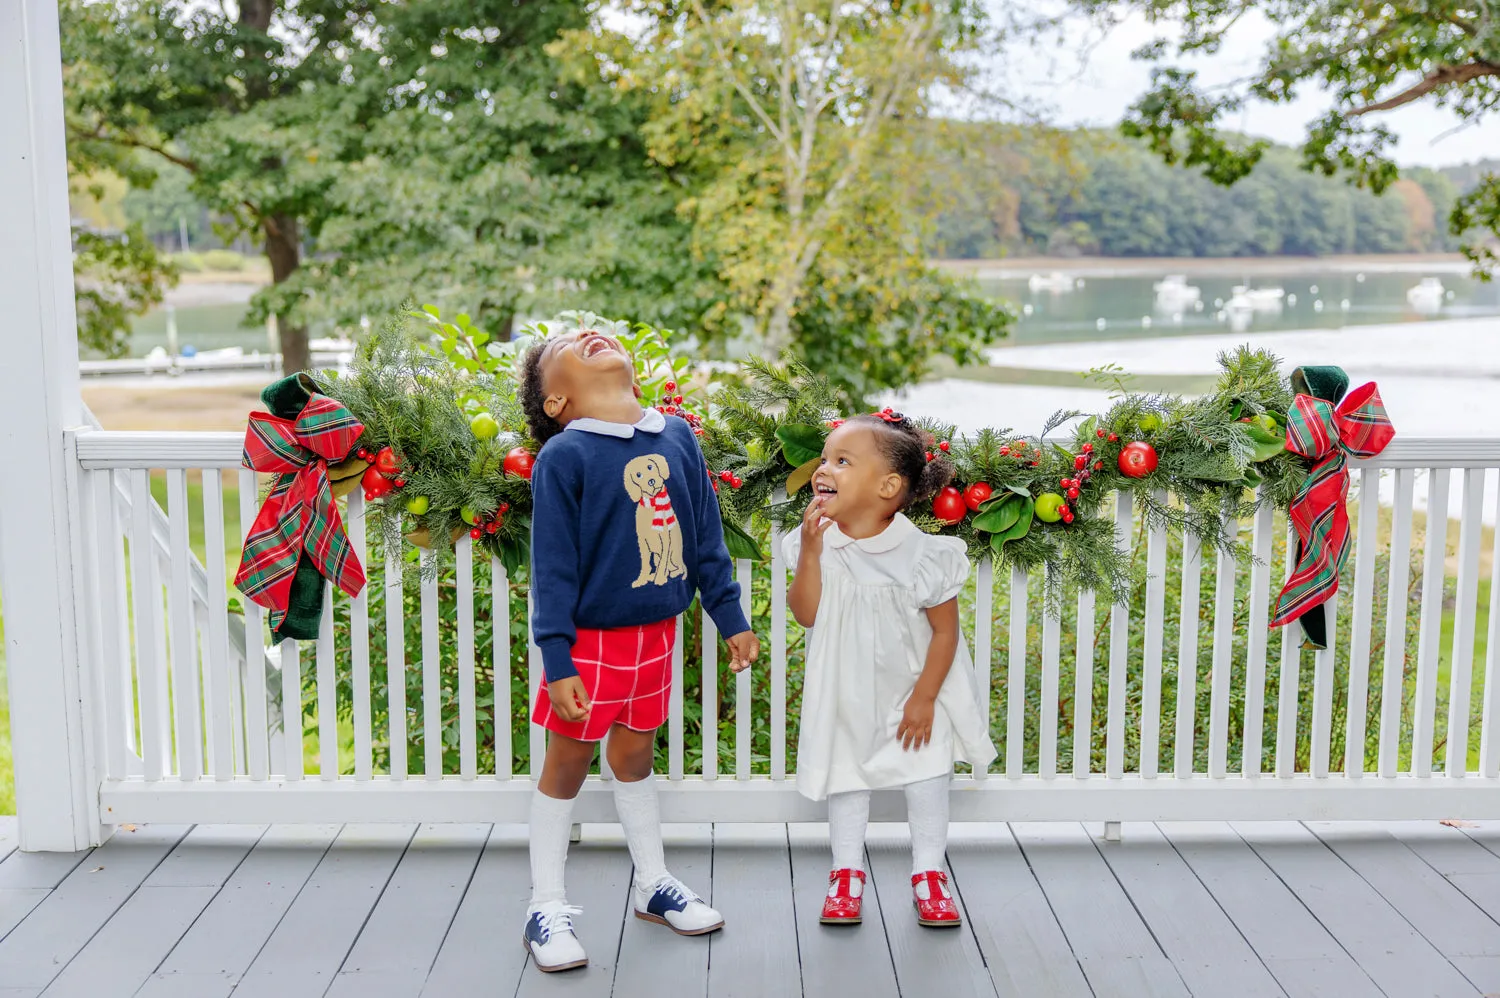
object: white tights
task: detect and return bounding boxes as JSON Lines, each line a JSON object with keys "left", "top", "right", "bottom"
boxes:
{"left": 827, "top": 774, "right": 950, "bottom": 876}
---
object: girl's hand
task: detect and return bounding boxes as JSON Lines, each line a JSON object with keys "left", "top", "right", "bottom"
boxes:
{"left": 726, "top": 630, "right": 760, "bottom": 673}
{"left": 800, "top": 496, "right": 833, "bottom": 556}
{"left": 897, "top": 694, "right": 936, "bottom": 751}
{"left": 547, "top": 676, "right": 592, "bottom": 723}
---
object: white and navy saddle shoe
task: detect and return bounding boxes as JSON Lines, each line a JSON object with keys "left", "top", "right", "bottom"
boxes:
{"left": 524, "top": 901, "right": 588, "bottom": 972}
{"left": 632, "top": 874, "right": 725, "bottom": 936}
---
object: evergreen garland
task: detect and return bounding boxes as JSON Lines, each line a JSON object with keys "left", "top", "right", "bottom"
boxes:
{"left": 294, "top": 308, "right": 1313, "bottom": 610}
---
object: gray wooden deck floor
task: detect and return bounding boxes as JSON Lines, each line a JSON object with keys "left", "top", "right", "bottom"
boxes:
{"left": 3, "top": 816, "right": 1500, "bottom": 997}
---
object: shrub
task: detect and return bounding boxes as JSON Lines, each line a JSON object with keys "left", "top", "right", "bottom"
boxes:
{"left": 203, "top": 249, "right": 247, "bottom": 272}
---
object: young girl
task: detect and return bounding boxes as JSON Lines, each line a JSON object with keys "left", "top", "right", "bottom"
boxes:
{"left": 785, "top": 411, "right": 997, "bottom": 927}
{"left": 518, "top": 329, "right": 760, "bottom": 972}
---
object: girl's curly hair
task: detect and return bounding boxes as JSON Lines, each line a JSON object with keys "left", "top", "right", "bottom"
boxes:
{"left": 519, "top": 338, "right": 563, "bottom": 448}
{"left": 846, "top": 413, "right": 954, "bottom": 510}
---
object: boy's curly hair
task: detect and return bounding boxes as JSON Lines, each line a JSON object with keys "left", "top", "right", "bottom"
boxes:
{"left": 519, "top": 338, "right": 564, "bottom": 448}
{"left": 847, "top": 413, "right": 954, "bottom": 510}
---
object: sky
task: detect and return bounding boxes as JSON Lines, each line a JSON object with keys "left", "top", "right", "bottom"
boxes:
{"left": 994, "top": 2, "right": 1500, "bottom": 169}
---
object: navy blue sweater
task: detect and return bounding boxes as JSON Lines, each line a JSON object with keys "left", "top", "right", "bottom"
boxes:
{"left": 529, "top": 411, "right": 750, "bottom": 682}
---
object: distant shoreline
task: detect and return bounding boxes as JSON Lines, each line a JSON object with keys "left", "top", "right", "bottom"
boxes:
{"left": 934, "top": 253, "right": 1479, "bottom": 280}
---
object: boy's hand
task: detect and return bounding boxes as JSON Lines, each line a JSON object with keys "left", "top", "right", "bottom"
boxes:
{"left": 897, "top": 694, "right": 936, "bottom": 751}
{"left": 800, "top": 497, "right": 833, "bottom": 558}
{"left": 726, "top": 631, "right": 760, "bottom": 673}
{"left": 547, "top": 676, "right": 592, "bottom": 722}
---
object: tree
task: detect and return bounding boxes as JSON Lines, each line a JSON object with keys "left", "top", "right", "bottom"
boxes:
{"left": 61, "top": 1, "right": 698, "bottom": 372}
{"left": 1075, "top": 0, "right": 1500, "bottom": 270}
{"left": 254, "top": 4, "right": 712, "bottom": 341}
{"left": 564, "top": 0, "right": 1012, "bottom": 390}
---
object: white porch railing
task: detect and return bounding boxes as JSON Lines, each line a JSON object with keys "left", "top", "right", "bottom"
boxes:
{"left": 69, "top": 430, "right": 1500, "bottom": 826}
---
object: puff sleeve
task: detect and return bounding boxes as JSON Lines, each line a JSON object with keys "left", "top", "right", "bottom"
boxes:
{"left": 781, "top": 529, "right": 802, "bottom": 567}
{"left": 913, "top": 535, "right": 971, "bottom": 608}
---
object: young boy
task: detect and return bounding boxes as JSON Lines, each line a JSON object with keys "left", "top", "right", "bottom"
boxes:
{"left": 518, "top": 328, "right": 760, "bottom": 973}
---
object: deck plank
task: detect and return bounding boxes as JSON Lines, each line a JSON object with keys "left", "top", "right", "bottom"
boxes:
{"left": 788, "top": 822, "right": 900, "bottom": 998}
{"left": 946, "top": 823, "right": 1090, "bottom": 998}
{"left": 613, "top": 823, "right": 713, "bottom": 998}
{"left": 514, "top": 823, "right": 634, "bottom": 998}
{"left": 325, "top": 823, "right": 489, "bottom": 998}
{"left": 1309, "top": 821, "right": 1500, "bottom": 994}
{"left": 1159, "top": 822, "right": 1378, "bottom": 998}
{"left": 0, "top": 844, "right": 91, "bottom": 891}
{"left": 40, "top": 825, "right": 262, "bottom": 998}
{"left": 1013, "top": 822, "right": 1188, "bottom": 997}
{"left": 1387, "top": 820, "right": 1500, "bottom": 926}
{"left": 232, "top": 823, "right": 417, "bottom": 998}
{"left": 865, "top": 822, "right": 996, "bottom": 998}
{"left": 0, "top": 824, "right": 188, "bottom": 992}
{"left": 421, "top": 824, "right": 533, "bottom": 996}
{"left": 1233, "top": 821, "right": 1478, "bottom": 997}
{"left": 1098, "top": 823, "right": 1283, "bottom": 997}
{"left": 706, "top": 824, "right": 800, "bottom": 998}
{"left": 138, "top": 824, "right": 341, "bottom": 998}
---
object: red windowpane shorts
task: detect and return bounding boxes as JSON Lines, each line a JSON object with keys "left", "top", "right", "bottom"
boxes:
{"left": 531, "top": 619, "right": 677, "bottom": 742}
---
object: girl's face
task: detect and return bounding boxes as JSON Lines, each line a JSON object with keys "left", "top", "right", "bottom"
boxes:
{"left": 811, "top": 424, "right": 904, "bottom": 522}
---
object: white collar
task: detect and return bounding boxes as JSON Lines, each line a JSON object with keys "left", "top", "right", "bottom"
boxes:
{"left": 824, "top": 512, "right": 917, "bottom": 553}
{"left": 565, "top": 407, "right": 667, "bottom": 439}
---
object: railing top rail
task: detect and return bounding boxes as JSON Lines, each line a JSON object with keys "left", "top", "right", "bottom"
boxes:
{"left": 72, "top": 429, "right": 1500, "bottom": 470}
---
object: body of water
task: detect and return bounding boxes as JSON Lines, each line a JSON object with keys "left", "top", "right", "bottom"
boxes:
{"left": 117, "top": 265, "right": 1500, "bottom": 359}
{"left": 982, "top": 268, "right": 1500, "bottom": 344}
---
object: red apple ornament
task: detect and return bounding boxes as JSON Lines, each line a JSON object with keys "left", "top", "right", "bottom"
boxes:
{"left": 374, "top": 446, "right": 401, "bottom": 475}
{"left": 963, "top": 482, "right": 994, "bottom": 512}
{"left": 361, "top": 466, "right": 394, "bottom": 500}
{"left": 504, "top": 446, "right": 535, "bottom": 480}
{"left": 932, "top": 486, "right": 967, "bottom": 525}
{"left": 1117, "top": 441, "right": 1159, "bottom": 478}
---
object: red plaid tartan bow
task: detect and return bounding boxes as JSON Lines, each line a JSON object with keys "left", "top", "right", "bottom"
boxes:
{"left": 1270, "top": 382, "right": 1394, "bottom": 629}
{"left": 233, "top": 394, "right": 366, "bottom": 632}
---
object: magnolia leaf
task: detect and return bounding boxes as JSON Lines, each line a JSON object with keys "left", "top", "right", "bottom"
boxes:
{"left": 776, "top": 424, "right": 826, "bottom": 467}
{"left": 990, "top": 497, "right": 1034, "bottom": 551}
{"left": 972, "top": 493, "right": 1023, "bottom": 534}
{"left": 1244, "top": 423, "right": 1286, "bottom": 463}
{"left": 785, "top": 456, "right": 822, "bottom": 495}
{"left": 721, "top": 517, "right": 765, "bottom": 561}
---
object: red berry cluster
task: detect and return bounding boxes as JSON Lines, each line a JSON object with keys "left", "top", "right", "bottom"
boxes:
{"left": 709, "top": 466, "right": 744, "bottom": 493}
{"left": 468, "top": 502, "right": 511, "bottom": 540}
{"left": 1053, "top": 440, "right": 1101, "bottom": 525}
{"left": 358, "top": 446, "right": 407, "bottom": 500}
{"left": 998, "top": 439, "right": 1041, "bottom": 468}
{"left": 924, "top": 440, "right": 951, "bottom": 463}
{"left": 654, "top": 381, "right": 706, "bottom": 437}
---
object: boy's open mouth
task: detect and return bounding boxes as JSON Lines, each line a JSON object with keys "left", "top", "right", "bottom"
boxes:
{"left": 814, "top": 483, "right": 837, "bottom": 497}
{"left": 579, "top": 334, "right": 617, "bottom": 359}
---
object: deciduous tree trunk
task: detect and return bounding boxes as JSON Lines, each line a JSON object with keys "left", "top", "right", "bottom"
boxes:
{"left": 264, "top": 213, "right": 308, "bottom": 375}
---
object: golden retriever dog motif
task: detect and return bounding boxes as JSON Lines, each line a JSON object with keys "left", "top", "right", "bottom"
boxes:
{"left": 623, "top": 454, "right": 687, "bottom": 588}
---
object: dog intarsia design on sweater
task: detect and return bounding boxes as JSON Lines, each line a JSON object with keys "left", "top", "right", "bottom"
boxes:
{"left": 624, "top": 454, "right": 686, "bottom": 587}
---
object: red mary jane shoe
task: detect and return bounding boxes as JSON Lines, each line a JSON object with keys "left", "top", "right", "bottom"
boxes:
{"left": 821, "top": 868, "right": 865, "bottom": 925}
{"left": 912, "top": 871, "right": 961, "bottom": 927}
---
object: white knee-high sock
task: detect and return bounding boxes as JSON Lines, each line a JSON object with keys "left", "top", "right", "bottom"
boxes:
{"left": 905, "top": 774, "right": 951, "bottom": 875}
{"left": 529, "top": 788, "right": 575, "bottom": 905}
{"left": 613, "top": 773, "right": 669, "bottom": 890}
{"left": 828, "top": 790, "right": 871, "bottom": 872}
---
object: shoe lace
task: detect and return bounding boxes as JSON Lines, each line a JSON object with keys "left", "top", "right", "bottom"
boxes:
{"left": 533, "top": 902, "right": 582, "bottom": 941}
{"left": 652, "top": 875, "right": 702, "bottom": 905}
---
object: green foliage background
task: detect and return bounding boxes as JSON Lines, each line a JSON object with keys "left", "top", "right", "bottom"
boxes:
{"left": 316, "top": 500, "right": 1474, "bottom": 781}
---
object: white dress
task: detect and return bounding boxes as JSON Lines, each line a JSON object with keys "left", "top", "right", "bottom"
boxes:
{"left": 784, "top": 513, "right": 998, "bottom": 801}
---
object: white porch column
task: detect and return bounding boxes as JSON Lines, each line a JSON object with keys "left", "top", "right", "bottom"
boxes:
{"left": 0, "top": 0, "right": 102, "bottom": 849}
